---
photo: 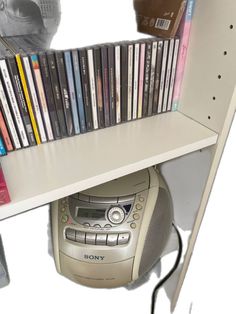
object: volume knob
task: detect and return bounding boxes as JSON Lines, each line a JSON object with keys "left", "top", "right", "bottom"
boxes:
{"left": 107, "top": 206, "right": 125, "bottom": 225}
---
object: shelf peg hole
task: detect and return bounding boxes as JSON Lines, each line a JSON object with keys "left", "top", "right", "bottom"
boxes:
{"left": 208, "top": 116, "right": 211, "bottom": 120}
{"left": 224, "top": 51, "right": 227, "bottom": 55}
{"left": 230, "top": 24, "right": 234, "bottom": 29}
{"left": 218, "top": 75, "right": 222, "bottom": 79}
{"left": 212, "top": 96, "right": 216, "bottom": 100}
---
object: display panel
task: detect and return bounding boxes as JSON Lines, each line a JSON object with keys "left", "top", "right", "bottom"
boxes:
{"left": 77, "top": 208, "right": 106, "bottom": 219}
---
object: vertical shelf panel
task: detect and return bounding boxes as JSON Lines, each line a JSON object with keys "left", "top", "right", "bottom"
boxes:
{"left": 179, "top": 0, "right": 236, "bottom": 133}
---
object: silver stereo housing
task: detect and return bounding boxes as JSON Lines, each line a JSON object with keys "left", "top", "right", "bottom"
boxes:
{"left": 51, "top": 167, "right": 173, "bottom": 288}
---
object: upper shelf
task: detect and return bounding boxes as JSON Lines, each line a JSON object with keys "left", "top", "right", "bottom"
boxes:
{"left": 0, "top": 111, "right": 218, "bottom": 220}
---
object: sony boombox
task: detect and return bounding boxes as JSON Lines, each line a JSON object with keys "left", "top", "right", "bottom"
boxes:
{"left": 50, "top": 167, "right": 173, "bottom": 288}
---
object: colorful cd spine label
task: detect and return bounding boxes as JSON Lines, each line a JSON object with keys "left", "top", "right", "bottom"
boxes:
{"left": 15, "top": 54, "right": 41, "bottom": 145}
{"left": 22, "top": 56, "right": 47, "bottom": 143}
{"left": 30, "top": 54, "right": 54, "bottom": 141}
{"left": 0, "top": 59, "right": 29, "bottom": 147}
{"left": 6, "top": 56, "right": 36, "bottom": 146}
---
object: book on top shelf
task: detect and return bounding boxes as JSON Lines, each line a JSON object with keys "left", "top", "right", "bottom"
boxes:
{"left": 133, "top": 0, "right": 187, "bottom": 38}
{"left": 172, "top": 0, "right": 196, "bottom": 111}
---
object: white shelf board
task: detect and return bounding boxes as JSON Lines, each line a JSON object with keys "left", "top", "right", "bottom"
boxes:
{"left": 0, "top": 112, "right": 218, "bottom": 220}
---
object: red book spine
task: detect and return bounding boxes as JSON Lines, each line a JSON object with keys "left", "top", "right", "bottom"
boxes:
{"left": 0, "top": 165, "right": 10, "bottom": 205}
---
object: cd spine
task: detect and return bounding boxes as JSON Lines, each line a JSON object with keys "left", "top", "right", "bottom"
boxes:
{"left": 71, "top": 49, "right": 86, "bottom": 133}
{"left": 93, "top": 47, "right": 104, "bottom": 129}
{"left": 162, "top": 38, "right": 175, "bottom": 112}
{"left": 55, "top": 51, "right": 74, "bottom": 137}
{"left": 79, "top": 48, "right": 93, "bottom": 131}
{"left": 107, "top": 45, "right": 116, "bottom": 126}
{"left": 127, "top": 43, "right": 134, "bottom": 121}
{"left": 30, "top": 54, "right": 54, "bottom": 141}
{"left": 0, "top": 134, "right": 7, "bottom": 156}
{"left": 0, "top": 59, "right": 29, "bottom": 147}
{"left": 47, "top": 51, "right": 67, "bottom": 138}
{"left": 133, "top": 42, "right": 140, "bottom": 120}
{"left": 22, "top": 55, "right": 47, "bottom": 143}
{"left": 101, "top": 46, "right": 110, "bottom": 127}
{"left": 6, "top": 56, "right": 36, "bottom": 146}
{"left": 38, "top": 52, "right": 61, "bottom": 140}
{"left": 87, "top": 48, "right": 99, "bottom": 130}
{"left": 142, "top": 41, "right": 152, "bottom": 117}
{"left": 167, "top": 38, "right": 180, "bottom": 111}
{"left": 137, "top": 42, "right": 146, "bottom": 119}
{"left": 121, "top": 44, "right": 128, "bottom": 123}
{"left": 148, "top": 40, "right": 158, "bottom": 116}
{"left": 0, "top": 109, "right": 13, "bottom": 151}
{"left": 115, "top": 45, "right": 121, "bottom": 124}
{"left": 0, "top": 78, "right": 21, "bottom": 149}
{"left": 153, "top": 40, "right": 164, "bottom": 114}
{"left": 64, "top": 50, "right": 80, "bottom": 135}
{"left": 15, "top": 54, "right": 41, "bottom": 145}
{"left": 157, "top": 40, "right": 169, "bottom": 114}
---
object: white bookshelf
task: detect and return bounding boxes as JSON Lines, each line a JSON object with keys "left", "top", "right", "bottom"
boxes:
{"left": 0, "top": 0, "right": 236, "bottom": 311}
{"left": 0, "top": 111, "right": 217, "bottom": 220}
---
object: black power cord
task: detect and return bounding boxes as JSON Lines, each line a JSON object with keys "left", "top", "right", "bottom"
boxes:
{"left": 151, "top": 223, "right": 183, "bottom": 314}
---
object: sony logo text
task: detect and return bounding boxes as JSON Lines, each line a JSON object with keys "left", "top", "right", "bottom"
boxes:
{"left": 84, "top": 254, "right": 105, "bottom": 261}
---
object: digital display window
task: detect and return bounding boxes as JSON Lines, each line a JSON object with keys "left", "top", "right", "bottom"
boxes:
{"left": 77, "top": 208, "right": 106, "bottom": 219}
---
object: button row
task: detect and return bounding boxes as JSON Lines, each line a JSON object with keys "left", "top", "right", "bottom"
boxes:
{"left": 78, "top": 194, "right": 135, "bottom": 204}
{"left": 65, "top": 228, "right": 130, "bottom": 246}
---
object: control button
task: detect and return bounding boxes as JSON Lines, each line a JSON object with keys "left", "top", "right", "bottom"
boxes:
{"left": 118, "top": 195, "right": 135, "bottom": 203}
{"left": 61, "top": 215, "right": 69, "bottom": 223}
{"left": 93, "top": 224, "right": 101, "bottom": 228}
{"left": 118, "top": 233, "right": 130, "bottom": 245}
{"left": 130, "top": 223, "right": 136, "bottom": 229}
{"left": 65, "top": 228, "right": 76, "bottom": 241}
{"left": 83, "top": 223, "right": 90, "bottom": 228}
{"left": 135, "top": 204, "right": 143, "bottom": 210}
{"left": 61, "top": 207, "right": 66, "bottom": 212}
{"left": 78, "top": 194, "right": 90, "bottom": 202}
{"left": 96, "top": 234, "right": 107, "bottom": 245}
{"left": 107, "top": 207, "right": 125, "bottom": 224}
{"left": 104, "top": 224, "right": 112, "bottom": 228}
{"left": 90, "top": 196, "right": 118, "bottom": 204}
{"left": 107, "top": 234, "right": 118, "bottom": 246}
{"left": 85, "top": 233, "right": 96, "bottom": 245}
{"left": 75, "top": 231, "right": 86, "bottom": 244}
{"left": 133, "top": 213, "right": 140, "bottom": 220}
{"left": 139, "top": 196, "right": 145, "bottom": 202}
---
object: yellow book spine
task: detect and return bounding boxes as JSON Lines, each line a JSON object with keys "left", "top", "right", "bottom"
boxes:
{"left": 15, "top": 54, "right": 41, "bottom": 145}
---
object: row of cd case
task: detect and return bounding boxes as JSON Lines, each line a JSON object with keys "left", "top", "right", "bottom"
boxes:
{"left": 0, "top": 34, "right": 180, "bottom": 154}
